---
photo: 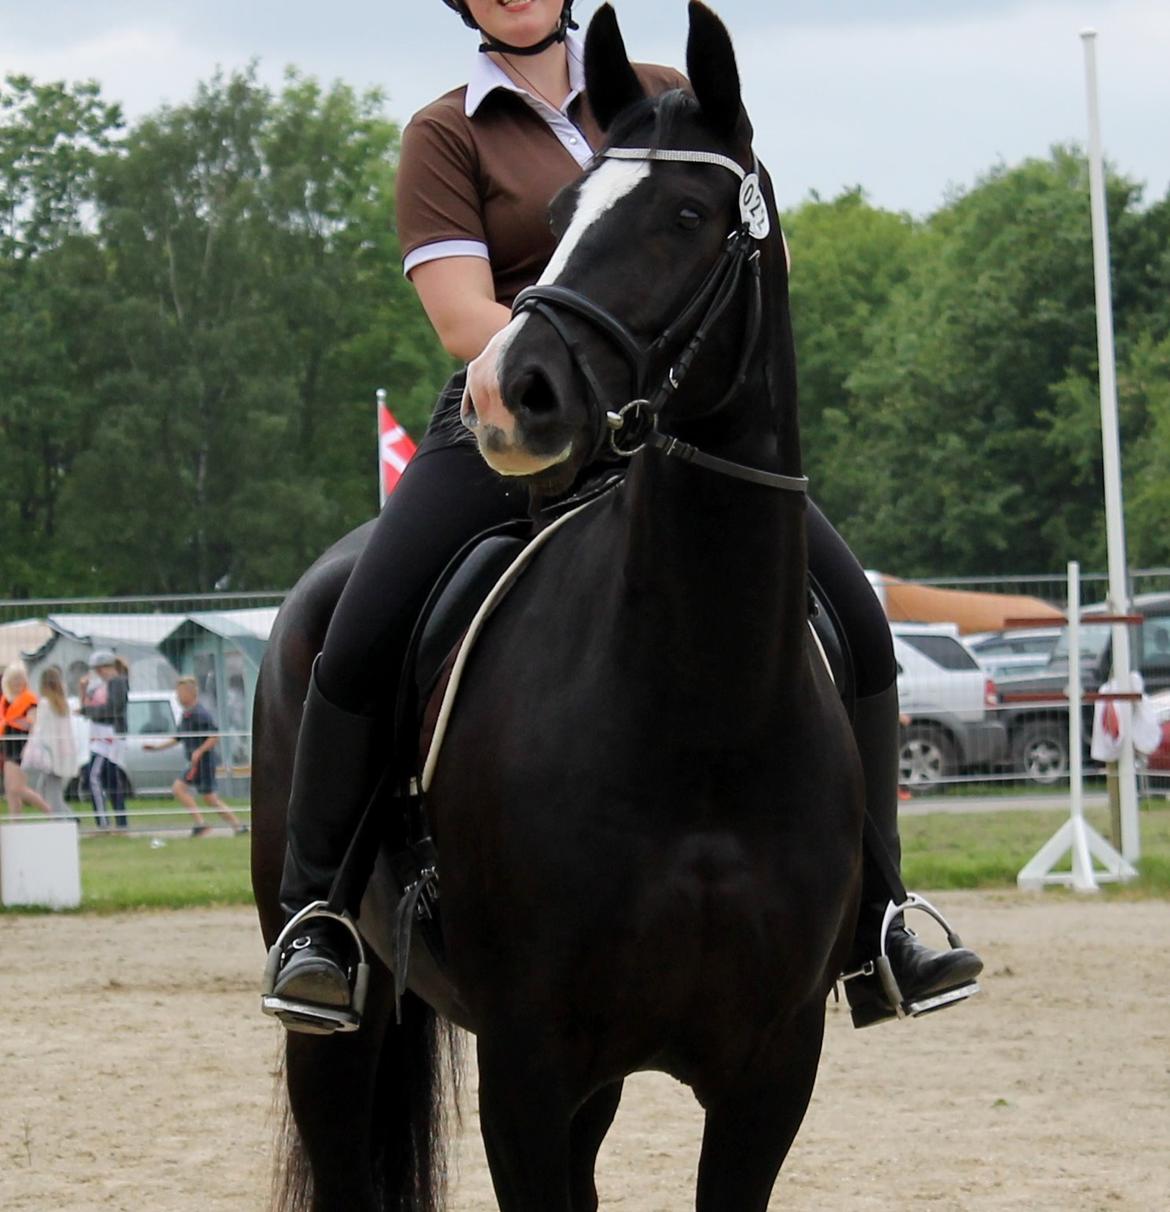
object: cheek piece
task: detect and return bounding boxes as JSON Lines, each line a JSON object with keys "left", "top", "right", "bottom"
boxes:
{"left": 510, "top": 146, "right": 807, "bottom": 495}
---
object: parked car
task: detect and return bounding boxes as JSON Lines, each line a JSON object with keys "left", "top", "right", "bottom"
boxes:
{"left": 995, "top": 592, "right": 1170, "bottom": 784}
{"left": 892, "top": 623, "right": 1007, "bottom": 792}
{"left": 67, "top": 690, "right": 187, "bottom": 798}
{"left": 966, "top": 628, "right": 1060, "bottom": 680}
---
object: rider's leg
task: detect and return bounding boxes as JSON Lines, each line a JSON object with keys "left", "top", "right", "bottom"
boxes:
{"left": 806, "top": 504, "right": 983, "bottom": 1027}
{"left": 269, "top": 374, "right": 528, "bottom": 1027}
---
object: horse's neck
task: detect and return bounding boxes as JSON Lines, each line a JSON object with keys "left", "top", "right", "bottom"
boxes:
{"left": 616, "top": 426, "right": 808, "bottom": 730}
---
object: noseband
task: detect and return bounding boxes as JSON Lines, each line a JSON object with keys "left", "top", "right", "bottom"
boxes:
{"left": 510, "top": 146, "right": 808, "bottom": 495}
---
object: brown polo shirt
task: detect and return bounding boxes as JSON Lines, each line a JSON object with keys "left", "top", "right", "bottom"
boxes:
{"left": 396, "top": 61, "right": 689, "bottom": 307}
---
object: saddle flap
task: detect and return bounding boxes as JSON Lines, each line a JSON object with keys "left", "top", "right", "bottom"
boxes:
{"left": 415, "top": 533, "right": 529, "bottom": 705}
{"left": 809, "top": 579, "right": 856, "bottom": 717}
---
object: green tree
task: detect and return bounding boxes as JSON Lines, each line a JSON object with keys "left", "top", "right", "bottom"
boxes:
{"left": 833, "top": 148, "right": 1161, "bottom": 576}
{"left": 0, "top": 76, "right": 122, "bottom": 596}
{"left": 54, "top": 67, "right": 449, "bottom": 593}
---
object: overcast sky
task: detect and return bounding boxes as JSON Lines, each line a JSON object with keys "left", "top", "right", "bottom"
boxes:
{"left": 3, "top": 1, "right": 1167, "bottom": 215}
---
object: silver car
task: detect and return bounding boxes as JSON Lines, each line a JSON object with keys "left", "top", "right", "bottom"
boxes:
{"left": 69, "top": 691, "right": 188, "bottom": 797}
{"left": 894, "top": 623, "right": 1008, "bottom": 791}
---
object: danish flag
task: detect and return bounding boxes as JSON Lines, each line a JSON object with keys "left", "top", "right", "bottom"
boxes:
{"left": 378, "top": 394, "right": 417, "bottom": 506}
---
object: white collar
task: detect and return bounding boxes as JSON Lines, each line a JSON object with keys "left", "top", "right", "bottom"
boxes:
{"left": 464, "top": 29, "right": 585, "bottom": 118}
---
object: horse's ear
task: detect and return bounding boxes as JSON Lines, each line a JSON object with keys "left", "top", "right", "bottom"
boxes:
{"left": 686, "top": 0, "right": 743, "bottom": 139}
{"left": 585, "top": 3, "right": 646, "bottom": 132}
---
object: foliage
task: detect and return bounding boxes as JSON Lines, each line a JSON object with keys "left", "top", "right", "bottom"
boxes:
{"left": 0, "top": 68, "right": 450, "bottom": 596}
{"left": 0, "top": 58, "right": 1167, "bottom": 593}
{"left": 786, "top": 151, "right": 1170, "bottom": 577}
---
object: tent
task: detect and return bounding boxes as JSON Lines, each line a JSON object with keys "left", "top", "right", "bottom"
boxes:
{"left": 0, "top": 619, "right": 52, "bottom": 672}
{"left": 869, "top": 574, "right": 1065, "bottom": 635}
{"left": 158, "top": 609, "right": 278, "bottom": 770}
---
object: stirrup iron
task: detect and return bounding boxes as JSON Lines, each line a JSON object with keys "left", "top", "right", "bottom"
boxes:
{"left": 841, "top": 892, "right": 981, "bottom": 1020}
{"left": 260, "top": 901, "right": 370, "bottom": 1034}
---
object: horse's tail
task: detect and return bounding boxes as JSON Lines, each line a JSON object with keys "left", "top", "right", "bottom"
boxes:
{"left": 370, "top": 992, "right": 464, "bottom": 1212}
{"left": 269, "top": 991, "right": 462, "bottom": 1212}
{"left": 270, "top": 1049, "right": 312, "bottom": 1212}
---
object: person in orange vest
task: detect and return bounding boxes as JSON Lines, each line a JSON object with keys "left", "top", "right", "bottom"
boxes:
{"left": 0, "top": 663, "right": 54, "bottom": 815}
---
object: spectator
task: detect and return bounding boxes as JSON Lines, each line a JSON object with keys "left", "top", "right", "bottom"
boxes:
{"left": 145, "top": 677, "right": 248, "bottom": 837}
{"left": 80, "top": 649, "right": 129, "bottom": 831}
{"left": 1, "top": 662, "right": 54, "bottom": 816}
{"left": 23, "top": 666, "right": 79, "bottom": 817}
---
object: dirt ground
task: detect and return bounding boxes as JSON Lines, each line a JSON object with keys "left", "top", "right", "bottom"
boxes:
{"left": 2, "top": 891, "right": 1168, "bottom": 1211}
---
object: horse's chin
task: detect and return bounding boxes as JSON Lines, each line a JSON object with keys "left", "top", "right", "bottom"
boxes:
{"left": 518, "top": 455, "right": 587, "bottom": 499}
{"left": 475, "top": 427, "right": 586, "bottom": 495}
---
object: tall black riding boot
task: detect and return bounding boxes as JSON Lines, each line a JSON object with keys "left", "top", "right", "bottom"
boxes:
{"left": 845, "top": 683, "right": 984, "bottom": 1028}
{"left": 261, "top": 660, "right": 387, "bottom": 1034}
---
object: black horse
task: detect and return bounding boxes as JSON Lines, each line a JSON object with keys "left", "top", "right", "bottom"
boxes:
{"left": 251, "top": 4, "right": 864, "bottom": 1208}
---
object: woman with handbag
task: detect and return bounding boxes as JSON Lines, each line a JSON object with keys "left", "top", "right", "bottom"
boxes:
{"left": 23, "top": 666, "right": 78, "bottom": 817}
{"left": 0, "top": 663, "right": 53, "bottom": 816}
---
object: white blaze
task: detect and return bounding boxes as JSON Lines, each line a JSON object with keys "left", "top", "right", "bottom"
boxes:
{"left": 465, "top": 158, "right": 650, "bottom": 476}
{"left": 538, "top": 159, "right": 651, "bottom": 285}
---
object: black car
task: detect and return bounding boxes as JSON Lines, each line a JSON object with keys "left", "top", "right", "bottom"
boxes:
{"left": 995, "top": 592, "right": 1170, "bottom": 783}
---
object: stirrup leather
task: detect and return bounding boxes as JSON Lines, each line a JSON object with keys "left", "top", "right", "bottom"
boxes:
{"left": 260, "top": 902, "right": 370, "bottom": 1034}
{"left": 840, "top": 892, "right": 981, "bottom": 1019}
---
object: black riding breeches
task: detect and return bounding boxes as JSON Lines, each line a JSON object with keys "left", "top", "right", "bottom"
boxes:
{"left": 317, "top": 371, "right": 529, "bottom": 715}
{"left": 805, "top": 502, "right": 896, "bottom": 699}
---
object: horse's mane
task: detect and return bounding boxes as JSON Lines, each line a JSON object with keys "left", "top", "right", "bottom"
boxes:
{"left": 601, "top": 88, "right": 699, "bottom": 154}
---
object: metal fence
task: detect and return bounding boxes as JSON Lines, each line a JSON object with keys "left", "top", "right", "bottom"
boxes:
{"left": 1, "top": 592, "right": 286, "bottom": 835}
{"left": 2, "top": 570, "right": 1168, "bottom": 836}
{"left": 878, "top": 567, "right": 1170, "bottom": 802}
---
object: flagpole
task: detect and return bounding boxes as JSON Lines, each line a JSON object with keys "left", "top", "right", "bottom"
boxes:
{"left": 376, "top": 388, "right": 388, "bottom": 510}
{"left": 1080, "top": 28, "right": 1139, "bottom": 861}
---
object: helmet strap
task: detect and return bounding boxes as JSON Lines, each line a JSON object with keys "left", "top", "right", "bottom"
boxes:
{"left": 477, "top": 5, "right": 577, "bottom": 56}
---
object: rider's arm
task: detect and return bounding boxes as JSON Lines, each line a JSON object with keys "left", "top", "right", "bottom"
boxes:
{"left": 409, "top": 256, "right": 511, "bottom": 362}
{"left": 397, "top": 111, "right": 511, "bottom": 361}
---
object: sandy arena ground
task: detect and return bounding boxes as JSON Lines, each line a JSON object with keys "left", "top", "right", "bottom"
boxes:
{"left": 2, "top": 891, "right": 1168, "bottom": 1211}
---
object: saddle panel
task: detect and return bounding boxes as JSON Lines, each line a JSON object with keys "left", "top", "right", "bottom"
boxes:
{"left": 414, "top": 532, "right": 529, "bottom": 707}
{"left": 809, "top": 578, "right": 856, "bottom": 720}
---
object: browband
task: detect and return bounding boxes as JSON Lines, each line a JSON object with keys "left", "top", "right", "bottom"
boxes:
{"left": 601, "top": 146, "right": 752, "bottom": 182}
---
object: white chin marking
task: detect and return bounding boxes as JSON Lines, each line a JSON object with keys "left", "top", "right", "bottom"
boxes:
{"left": 539, "top": 159, "right": 651, "bottom": 285}
{"left": 478, "top": 438, "right": 573, "bottom": 478}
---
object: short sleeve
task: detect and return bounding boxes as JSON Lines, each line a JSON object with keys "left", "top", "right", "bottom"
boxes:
{"left": 396, "top": 107, "right": 487, "bottom": 265}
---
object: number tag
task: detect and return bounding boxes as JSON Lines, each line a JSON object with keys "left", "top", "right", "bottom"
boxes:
{"left": 739, "top": 173, "right": 771, "bottom": 240}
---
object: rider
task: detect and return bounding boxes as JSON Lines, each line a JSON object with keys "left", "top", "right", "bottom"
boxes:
{"left": 265, "top": 0, "right": 983, "bottom": 1032}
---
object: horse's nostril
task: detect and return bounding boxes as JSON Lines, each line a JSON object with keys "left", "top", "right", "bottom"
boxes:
{"left": 513, "top": 368, "right": 559, "bottom": 417}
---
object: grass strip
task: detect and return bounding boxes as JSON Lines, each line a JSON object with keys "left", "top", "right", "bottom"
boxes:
{"left": 4, "top": 798, "right": 1168, "bottom": 913}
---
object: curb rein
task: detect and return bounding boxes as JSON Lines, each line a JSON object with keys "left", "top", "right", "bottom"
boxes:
{"left": 511, "top": 145, "right": 809, "bottom": 497}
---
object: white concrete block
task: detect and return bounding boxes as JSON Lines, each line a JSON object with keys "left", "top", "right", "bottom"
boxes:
{"left": 0, "top": 818, "right": 82, "bottom": 909}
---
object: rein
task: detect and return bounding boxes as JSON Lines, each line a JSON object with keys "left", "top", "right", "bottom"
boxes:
{"left": 511, "top": 145, "right": 808, "bottom": 496}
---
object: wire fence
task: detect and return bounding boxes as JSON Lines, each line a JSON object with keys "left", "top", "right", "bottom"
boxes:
{"left": 1, "top": 592, "right": 285, "bottom": 836}
{"left": 2, "top": 569, "right": 1169, "bottom": 838}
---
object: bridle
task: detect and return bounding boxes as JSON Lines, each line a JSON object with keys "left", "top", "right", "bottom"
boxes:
{"left": 510, "top": 145, "right": 808, "bottom": 495}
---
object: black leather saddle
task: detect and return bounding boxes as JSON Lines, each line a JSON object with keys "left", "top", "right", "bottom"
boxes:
{"left": 809, "top": 575, "right": 856, "bottom": 721}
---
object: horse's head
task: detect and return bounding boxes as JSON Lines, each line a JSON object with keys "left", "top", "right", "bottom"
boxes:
{"left": 463, "top": 1, "right": 794, "bottom": 496}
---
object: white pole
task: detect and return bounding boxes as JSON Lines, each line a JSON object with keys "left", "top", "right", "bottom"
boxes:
{"left": 1080, "top": 29, "right": 1139, "bottom": 862}
{"left": 1067, "top": 562, "right": 1083, "bottom": 826}
{"left": 376, "top": 388, "right": 388, "bottom": 510}
{"left": 1065, "top": 562, "right": 1096, "bottom": 891}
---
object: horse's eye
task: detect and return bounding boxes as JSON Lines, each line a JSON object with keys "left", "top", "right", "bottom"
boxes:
{"left": 677, "top": 208, "right": 702, "bottom": 231}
